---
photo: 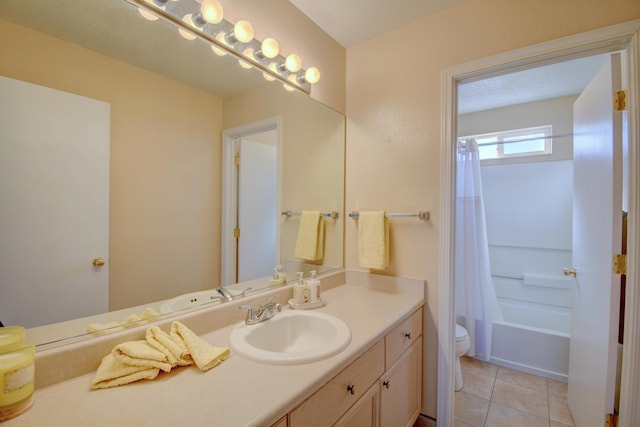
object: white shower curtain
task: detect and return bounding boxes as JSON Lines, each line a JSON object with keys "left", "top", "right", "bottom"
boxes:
{"left": 456, "top": 138, "right": 502, "bottom": 361}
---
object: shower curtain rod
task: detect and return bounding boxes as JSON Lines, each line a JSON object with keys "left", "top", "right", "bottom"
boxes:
{"left": 459, "top": 132, "right": 573, "bottom": 147}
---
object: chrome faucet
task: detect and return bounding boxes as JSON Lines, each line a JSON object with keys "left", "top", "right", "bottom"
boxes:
{"left": 216, "top": 287, "right": 234, "bottom": 301}
{"left": 240, "top": 297, "right": 282, "bottom": 325}
{"left": 216, "top": 286, "right": 252, "bottom": 302}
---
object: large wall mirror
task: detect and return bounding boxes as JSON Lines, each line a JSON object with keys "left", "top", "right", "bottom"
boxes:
{"left": 0, "top": 0, "right": 345, "bottom": 346}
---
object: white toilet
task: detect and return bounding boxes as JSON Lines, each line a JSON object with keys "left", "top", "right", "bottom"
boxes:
{"left": 455, "top": 324, "right": 471, "bottom": 391}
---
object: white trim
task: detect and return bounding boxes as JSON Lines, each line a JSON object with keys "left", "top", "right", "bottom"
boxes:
{"left": 439, "top": 19, "right": 640, "bottom": 426}
{"left": 221, "top": 117, "right": 282, "bottom": 286}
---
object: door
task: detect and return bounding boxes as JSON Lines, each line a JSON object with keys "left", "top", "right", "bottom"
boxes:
{"left": 237, "top": 134, "right": 277, "bottom": 282}
{"left": 0, "top": 76, "right": 109, "bottom": 328}
{"left": 568, "top": 53, "right": 623, "bottom": 426}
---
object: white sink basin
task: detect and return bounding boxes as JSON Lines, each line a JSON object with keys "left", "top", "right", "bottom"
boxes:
{"left": 229, "top": 310, "right": 351, "bottom": 365}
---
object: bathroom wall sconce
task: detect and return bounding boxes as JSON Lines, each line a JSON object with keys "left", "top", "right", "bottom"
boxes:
{"left": 129, "top": 0, "right": 319, "bottom": 94}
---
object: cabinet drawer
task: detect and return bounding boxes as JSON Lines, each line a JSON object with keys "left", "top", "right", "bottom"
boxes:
{"left": 290, "top": 340, "right": 385, "bottom": 426}
{"left": 334, "top": 382, "right": 379, "bottom": 427}
{"left": 385, "top": 309, "right": 422, "bottom": 369}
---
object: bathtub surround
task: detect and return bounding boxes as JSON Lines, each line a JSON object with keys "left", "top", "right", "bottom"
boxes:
{"left": 3, "top": 271, "right": 425, "bottom": 426}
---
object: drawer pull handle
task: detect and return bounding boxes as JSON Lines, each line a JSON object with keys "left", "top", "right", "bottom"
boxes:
{"left": 383, "top": 380, "right": 390, "bottom": 389}
{"left": 347, "top": 384, "right": 355, "bottom": 395}
{"left": 405, "top": 332, "right": 412, "bottom": 339}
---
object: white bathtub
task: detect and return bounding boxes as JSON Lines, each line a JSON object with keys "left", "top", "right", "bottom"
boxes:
{"left": 490, "top": 299, "right": 570, "bottom": 381}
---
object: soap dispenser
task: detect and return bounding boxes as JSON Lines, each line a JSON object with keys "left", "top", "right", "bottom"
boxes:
{"left": 276, "top": 264, "right": 287, "bottom": 283}
{"left": 294, "top": 272, "right": 310, "bottom": 304}
{"left": 308, "top": 270, "right": 321, "bottom": 303}
{"left": 269, "top": 267, "right": 284, "bottom": 286}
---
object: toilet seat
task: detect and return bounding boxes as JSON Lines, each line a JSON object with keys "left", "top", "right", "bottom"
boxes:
{"left": 455, "top": 324, "right": 469, "bottom": 341}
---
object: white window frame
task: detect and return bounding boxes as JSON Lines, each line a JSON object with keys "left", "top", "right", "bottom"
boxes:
{"left": 462, "top": 125, "right": 553, "bottom": 161}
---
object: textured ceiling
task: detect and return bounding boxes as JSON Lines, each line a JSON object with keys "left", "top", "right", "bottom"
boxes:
{"left": 458, "top": 54, "right": 608, "bottom": 114}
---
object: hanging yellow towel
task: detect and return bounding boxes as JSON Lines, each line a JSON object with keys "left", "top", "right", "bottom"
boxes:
{"left": 358, "top": 211, "right": 389, "bottom": 270}
{"left": 146, "top": 326, "right": 193, "bottom": 368}
{"left": 112, "top": 340, "right": 173, "bottom": 373}
{"left": 91, "top": 353, "right": 160, "bottom": 390}
{"left": 170, "top": 321, "right": 230, "bottom": 372}
{"left": 294, "top": 210, "right": 325, "bottom": 261}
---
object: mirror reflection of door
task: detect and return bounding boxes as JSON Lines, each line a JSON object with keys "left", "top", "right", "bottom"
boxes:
{"left": 232, "top": 129, "right": 278, "bottom": 283}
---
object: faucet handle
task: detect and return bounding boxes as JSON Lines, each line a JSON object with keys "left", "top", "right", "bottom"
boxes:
{"left": 239, "top": 305, "right": 257, "bottom": 321}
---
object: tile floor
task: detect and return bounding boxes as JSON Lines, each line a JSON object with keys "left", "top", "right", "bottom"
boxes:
{"left": 454, "top": 356, "right": 575, "bottom": 427}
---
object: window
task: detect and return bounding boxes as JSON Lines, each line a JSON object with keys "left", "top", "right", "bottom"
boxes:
{"left": 462, "top": 125, "right": 553, "bottom": 161}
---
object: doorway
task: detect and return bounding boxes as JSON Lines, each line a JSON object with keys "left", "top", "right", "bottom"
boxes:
{"left": 221, "top": 117, "right": 281, "bottom": 286}
{"left": 438, "top": 22, "right": 640, "bottom": 427}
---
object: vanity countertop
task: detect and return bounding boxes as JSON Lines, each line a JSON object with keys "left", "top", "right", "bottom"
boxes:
{"left": 5, "top": 281, "right": 424, "bottom": 426}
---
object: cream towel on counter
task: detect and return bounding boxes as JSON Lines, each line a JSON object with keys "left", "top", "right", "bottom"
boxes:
{"left": 358, "top": 211, "right": 389, "bottom": 270}
{"left": 294, "top": 210, "right": 325, "bottom": 261}
{"left": 91, "top": 354, "right": 160, "bottom": 390}
{"left": 112, "top": 340, "right": 172, "bottom": 373}
{"left": 146, "top": 326, "right": 192, "bottom": 367}
{"left": 170, "top": 321, "right": 230, "bottom": 371}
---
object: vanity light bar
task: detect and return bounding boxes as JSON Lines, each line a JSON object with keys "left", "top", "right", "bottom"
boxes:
{"left": 127, "top": 0, "right": 319, "bottom": 94}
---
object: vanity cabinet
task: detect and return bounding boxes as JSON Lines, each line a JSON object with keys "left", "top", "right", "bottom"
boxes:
{"left": 285, "top": 308, "right": 423, "bottom": 427}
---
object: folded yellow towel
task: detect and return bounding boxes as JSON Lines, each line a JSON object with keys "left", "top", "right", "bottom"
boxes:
{"left": 294, "top": 210, "right": 325, "bottom": 261}
{"left": 146, "top": 326, "right": 193, "bottom": 367}
{"left": 112, "top": 340, "right": 173, "bottom": 373}
{"left": 170, "top": 321, "right": 229, "bottom": 371}
{"left": 91, "top": 353, "right": 160, "bottom": 390}
{"left": 358, "top": 211, "right": 389, "bottom": 270}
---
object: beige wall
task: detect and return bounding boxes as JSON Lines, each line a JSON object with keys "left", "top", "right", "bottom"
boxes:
{"left": 0, "top": 19, "right": 224, "bottom": 310}
{"left": 223, "top": 83, "right": 345, "bottom": 271}
{"left": 345, "top": 0, "right": 640, "bottom": 417}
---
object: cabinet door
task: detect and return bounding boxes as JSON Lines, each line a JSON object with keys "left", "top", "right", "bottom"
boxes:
{"left": 271, "top": 415, "right": 288, "bottom": 427}
{"left": 335, "top": 383, "right": 379, "bottom": 427}
{"left": 380, "top": 338, "right": 422, "bottom": 427}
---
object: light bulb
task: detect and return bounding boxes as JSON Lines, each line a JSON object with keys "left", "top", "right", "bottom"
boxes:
{"left": 179, "top": 15, "right": 197, "bottom": 40}
{"left": 233, "top": 20, "right": 254, "bottom": 43}
{"left": 200, "top": 0, "right": 223, "bottom": 24}
{"left": 285, "top": 54, "right": 302, "bottom": 73}
{"left": 260, "top": 38, "right": 279, "bottom": 59}
{"left": 211, "top": 44, "right": 227, "bottom": 56}
{"left": 239, "top": 49, "right": 254, "bottom": 69}
{"left": 283, "top": 82, "right": 295, "bottom": 92}
{"left": 138, "top": 8, "right": 158, "bottom": 21}
{"left": 263, "top": 63, "right": 278, "bottom": 81}
{"left": 263, "top": 72, "right": 276, "bottom": 82}
{"left": 304, "top": 67, "right": 321, "bottom": 84}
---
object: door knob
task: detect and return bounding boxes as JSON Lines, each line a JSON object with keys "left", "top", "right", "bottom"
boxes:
{"left": 92, "top": 257, "right": 105, "bottom": 268}
{"left": 563, "top": 267, "right": 577, "bottom": 277}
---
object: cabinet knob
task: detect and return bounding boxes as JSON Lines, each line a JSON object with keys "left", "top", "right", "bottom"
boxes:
{"left": 383, "top": 380, "right": 390, "bottom": 389}
{"left": 346, "top": 384, "right": 355, "bottom": 395}
{"left": 405, "top": 332, "right": 412, "bottom": 340}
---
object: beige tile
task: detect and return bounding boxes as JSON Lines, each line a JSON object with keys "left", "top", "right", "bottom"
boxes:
{"left": 413, "top": 415, "right": 437, "bottom": 427}
{"left": 485, "top": 402, "right": 550, "bottom": 427}
{"left": 459, "top": 369, "right": 495, "bottom": 400}
{"left": 549, "top": 394, "right": 575, "bottom": 426}
{"left": 496, "top": 366, "right": 547, "bottom": 393}
{"left": 461, "top": 355, "right": 498, "bottom": 378}
{"left": 548, "top": 378, "right": 569, "bottom": 398}
{"left": 551, "top": 422, "right": 573, "bottom": 427}
{"left": 491, "top": 379, "right": 549, "bottom": 418}
{"left": 455, "top": 420, "right": 475, "bottom": 427}
{"left": 455, "top": 390, "right": 490, "bottom": 427}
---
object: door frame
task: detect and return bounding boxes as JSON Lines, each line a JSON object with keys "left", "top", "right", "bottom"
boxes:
{"left": 221, "top": 116, "right": 282, "bottom": 286}
{"left": 438, "top": 20, "right": 640, "bottom": 426}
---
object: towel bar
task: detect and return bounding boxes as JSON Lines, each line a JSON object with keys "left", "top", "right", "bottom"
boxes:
{"left": 281, "top": 210, "right": 339, "bottom": 219}
{"left": 348, "top": 211, "right": 430, "bottom": 221}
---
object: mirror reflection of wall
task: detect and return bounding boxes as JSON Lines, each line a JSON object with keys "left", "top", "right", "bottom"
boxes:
{"left": 0, "top": 0, "right": 345, "bottom": 345}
